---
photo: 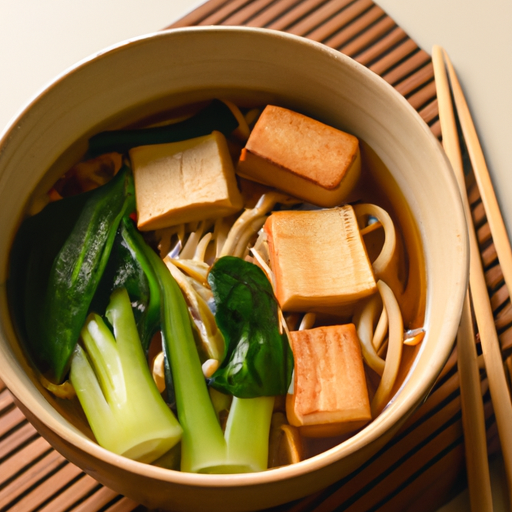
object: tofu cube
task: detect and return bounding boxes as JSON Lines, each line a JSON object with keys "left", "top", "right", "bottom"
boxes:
{"left": 130, "top": 131, "right": 244, "bottom": 230}
{"left": 236, "top": 105, "right": 361, "bottom": 207}
{"left": 264, "top": 206, "right": 377, "bottom": 313}
{"left": 286, "top": 324, "right": 371, "bottom": 437}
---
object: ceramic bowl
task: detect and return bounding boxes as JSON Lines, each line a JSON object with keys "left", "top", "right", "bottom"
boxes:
{"left": 0, "top": 26, "right": 467, "bottom": 512}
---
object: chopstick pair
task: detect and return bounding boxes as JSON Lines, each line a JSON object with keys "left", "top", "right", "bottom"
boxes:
{"left": 432, "top": 46, "right": 512, "bottom": 512}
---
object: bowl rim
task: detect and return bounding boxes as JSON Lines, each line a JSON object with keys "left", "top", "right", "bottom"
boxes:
{"left": 0, "top": 24, "right": 468, "bottom": 488}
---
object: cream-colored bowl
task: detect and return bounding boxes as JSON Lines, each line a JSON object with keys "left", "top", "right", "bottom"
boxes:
{"left": 0, "top": 27, "right": 467, "bottom": 512}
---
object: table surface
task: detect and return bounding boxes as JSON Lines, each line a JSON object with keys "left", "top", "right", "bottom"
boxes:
{"left": 1, "top": 1, "right": 511, "bottom": 510}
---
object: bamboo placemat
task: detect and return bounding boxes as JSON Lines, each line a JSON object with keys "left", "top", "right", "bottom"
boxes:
{"left": 1, "top": 0, "right": 511, "bottom": 510}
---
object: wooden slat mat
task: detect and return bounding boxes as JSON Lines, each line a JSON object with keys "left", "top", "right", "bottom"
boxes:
{"left": 1, "top": 0, "right": 511, "bottom": 510}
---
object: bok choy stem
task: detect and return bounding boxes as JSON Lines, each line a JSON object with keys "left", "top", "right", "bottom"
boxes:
{"left": 69, "top": 287, "right": 182, "bottom": 463}
{"left": 224, "top": 396, "right": 275, "bottom": 472}
{"left": 139, "top": 234, "right": 273, "bottom": 473}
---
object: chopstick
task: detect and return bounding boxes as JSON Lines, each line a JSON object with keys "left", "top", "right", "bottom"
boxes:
{"left": 431, "top": 46, "right": 493, "bottom": 512}
{"left": 441, "top": 48, "right": 512, "bottom": 495}
{"left": 443, "top": 51, "right": 512, "bottom": 298}
{"left": 433, "top": 45, "right": 512, "bottom": 509}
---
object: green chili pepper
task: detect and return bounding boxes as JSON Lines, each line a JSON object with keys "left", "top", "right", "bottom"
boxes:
{"left": 9, "top": 166, "right": 135, "bottom": 383}
{"left": 207, "top": 256, "right": 294, "bottom": 398}
{"left": 87, "top": 99, "right": 239, "bottom": 157}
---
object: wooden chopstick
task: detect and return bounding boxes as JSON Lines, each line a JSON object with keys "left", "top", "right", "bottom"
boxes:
{"left": 443, "top": 51, "right": 512, "bottom": 298}
{"left": 433, "top": 45, "right": 512, "bottom": 509}
{"left": 457, "top": 298, "right": 494, "bottom": 511}
{"left": 432, "top": 45, "right": 493, "bottom": 512}
{"left": 441, "top": 48, "right": 512, "bottom": 497}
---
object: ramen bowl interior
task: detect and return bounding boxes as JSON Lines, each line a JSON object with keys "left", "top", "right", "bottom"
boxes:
{"left": 0, "top": 27, "right": 467, "bottom": 512}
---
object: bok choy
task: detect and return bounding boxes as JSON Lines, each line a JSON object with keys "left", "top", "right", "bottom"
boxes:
{"left": 138, "top": 236, "right": 280, "bottom": 473}
{"left": 69, "top": 287, "right": 182, "bottom": 463}
{"left": 9, "top": 165, "right": 135, "bottom": 383}
{"left": 207, "top": 256, "right": 294, "bottom": 398}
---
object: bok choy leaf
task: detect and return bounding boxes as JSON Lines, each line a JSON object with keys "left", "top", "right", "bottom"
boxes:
{"left": 207, "top": 256, "right": 294, "bottom": 398}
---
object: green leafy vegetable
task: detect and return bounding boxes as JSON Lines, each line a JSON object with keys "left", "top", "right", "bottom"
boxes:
{"left": 138, "top": 238, "right": 274, "bottom": 473}
{"left": 69, "top": 287, "right": 182, "bottom": 463}
{"left": 88, "top": 99, "right": 239, "bottom": 157}
{"left": 207, "top": 256, "right": 294, "bottom": 398}
{"left": 118, "top": 217, "right": 176, "bottom": 408}
{"left": 93, "top": 216, "right": 161, "bottom": 354}
{"left": 9, "top": 166, "right": 135, "bottom": 383}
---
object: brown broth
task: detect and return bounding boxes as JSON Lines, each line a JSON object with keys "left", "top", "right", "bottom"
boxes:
{"left": 294, "top": 141, "right": 427, "bottom": 460}
{"left": 357, "top": 140, "right": 426, "bottom": 330}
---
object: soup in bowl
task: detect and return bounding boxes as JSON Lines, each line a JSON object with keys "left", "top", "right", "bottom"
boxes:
{"left": 0, "top": 26, "right": 467, "bottom": 512}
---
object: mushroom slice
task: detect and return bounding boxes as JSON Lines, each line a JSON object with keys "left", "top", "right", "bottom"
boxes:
{"left": 163, "top": 257, "right": 224, "bottom": 362}
{"left": 221, "top": 191, "right": 295, "bottom": 258}
{"left": 268, "top": 412, "right": 303, "bottom": 468}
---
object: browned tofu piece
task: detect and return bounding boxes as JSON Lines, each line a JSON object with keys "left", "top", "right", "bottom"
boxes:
{"left": 264, "top": 206, "right": 377, "bottom": 313}
{"left": 130, "top": 131, "right": 244, "bottom": 231}
{"left": 236, "top": 105, "right": 361, "bottom": 207}
{"left": 286, "top": 324, "right": 371, "bottom": 437}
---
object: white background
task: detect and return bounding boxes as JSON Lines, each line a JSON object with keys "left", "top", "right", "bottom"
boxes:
{"left": 1, "top": 0, "right": 510, "bottom": 510}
